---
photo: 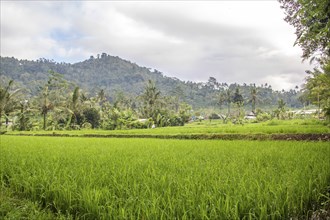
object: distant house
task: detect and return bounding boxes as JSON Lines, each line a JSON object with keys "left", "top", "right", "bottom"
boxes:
{"left": 290, "top": 109, "right": 318, "bottom": 115}
{"left": 138, "top": 119, "right": 148, "bottom": 123}
{"left": 244, "top": 112, "right": 256, "bottom": 120}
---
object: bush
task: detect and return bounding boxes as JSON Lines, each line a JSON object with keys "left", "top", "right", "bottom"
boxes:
{"left": 169, "top": 115, "right": 184, "bottom": 126}
{"left": 209, "top": 113, "right": 221, "bottom": 120}
{"left": 256, "top": 112, "right": 271, "bottom": 122}
{"left": 83, "top": 108, "right": 100, "bottom": 128}
{"left": 129, "top": 120, "right": 148, "bottom": 129}
{"left": 81, "top": 122, "right": 92, "bottom": 129}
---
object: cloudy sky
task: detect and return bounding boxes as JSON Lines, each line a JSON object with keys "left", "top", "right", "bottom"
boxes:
{"left": 1, "top": 1, "right": 312, "bottom": 90}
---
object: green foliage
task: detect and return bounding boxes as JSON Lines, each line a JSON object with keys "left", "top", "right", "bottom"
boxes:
{"left": 279, "top": 0, "right": 330, "bottom": 121}
{"left": 0, "top": 55, "right": 326, "bottom": 131}
{"left": 0, "top": 55, "right": 305, "bottom": 110}
{"left": 233, "top": 87, "right": 244, "bottom": 105}
{"left": 37, "top": 71, "right": 72, "bottom": 130}
{"left": 279, "top": 0, "right": 330, "bottom": 63}
{"left": 83, "top": 108, "right": 100, "bottom": 129}
{"left": 304, "top": 64, "right": 330, "bottom": 120}
{"left": 8, "top": 118, "right": 330, "bottom": 136}
{"left": 1, "top": 136, "right": 329, "bottom": 219}
{"left": 0, "top": 80, "right": 21, "bottom": 128}
{"left": 140, "top": 80, "right": 161, "bottom": 121}
{"left": 250, "top": 86, "right": 258, "bottom": 113}
{"left": 256, "top": 112, "right": 272, "bottom": 122}
{"left": 273, "top": 99, "right": 287, "bottom": 120}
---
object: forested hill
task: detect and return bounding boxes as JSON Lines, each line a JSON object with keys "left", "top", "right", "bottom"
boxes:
{"left": 0, "top": 54, "right": 303, "bottom": 109}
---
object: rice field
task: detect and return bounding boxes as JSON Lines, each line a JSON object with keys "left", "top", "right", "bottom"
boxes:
{"left": 6, "top": 119, "right": 330, "bottom": 136}
{"left": 1, "top": 136, "right": 329, "bottom": 219}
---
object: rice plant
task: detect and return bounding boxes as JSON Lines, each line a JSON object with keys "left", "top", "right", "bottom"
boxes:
{"left": 1, "top": 136, "right": 329, "bottom": 219}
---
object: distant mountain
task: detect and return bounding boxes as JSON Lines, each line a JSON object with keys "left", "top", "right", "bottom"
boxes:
{"left": 0, "top": 53, "right": 303, "bottom": 109}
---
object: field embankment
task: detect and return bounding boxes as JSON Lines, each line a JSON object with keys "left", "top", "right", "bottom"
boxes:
{"left": 5, "top": 132, "right": 330, "bottom": 141}
{"left": 4, "top": 119, "right": 330, "bottom": 141}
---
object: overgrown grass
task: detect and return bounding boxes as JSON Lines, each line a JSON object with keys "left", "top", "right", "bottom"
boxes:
{"left": 1, "top": 136, "right": 329, "bottom": 219}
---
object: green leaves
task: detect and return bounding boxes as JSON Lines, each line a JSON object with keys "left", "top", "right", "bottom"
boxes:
{"left": 279, "top": 0, "right": 330, "bottom": 63}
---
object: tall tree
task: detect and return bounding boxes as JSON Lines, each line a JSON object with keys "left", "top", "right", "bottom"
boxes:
{"left": 40, "top": 86, "right": 53, "bottom": 130}
{"left": 275, "top": 99, "right": 287, "bottom": 120}
{"left": 250, "top": 86, "right": 258, "bottom": 113}
{"left": 279, "top": 0, "right": 330, "bottom": 63}
{"left": 140, "top": 80, "right": 161, "bottom": 121}
{"left": 279, "top": 0, "right": 330, "bottom": 120}
{"left": 0, "top": 80, "right": 20, "bottom": 128}
{"left": 18, "top": 100, "right": 29, "bottom": 131}
{"left": 66, "top": 86, "right": 83, "bottom": 128}
{"left": 224, "top": 88, "right": 232, "bottom": 117}
{"left": 233, "top": 88, "right": 244, "bottom": 117}
{"left": 39, "top": 71, "right": 70, "bottom": 130}
{"left": 97, "top": 89, "right": 106, "bottom": 109}
{"left": 216, "top": 91, "right": 226, "bottom": 112}
{"left": 304, "top": 65, "right": 330, "bottom": 119}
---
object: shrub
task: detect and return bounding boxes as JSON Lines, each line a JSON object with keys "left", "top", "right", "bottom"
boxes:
{"left": 209, "top": 113, "right": 221, "bottom": 120}
{"left": 256, "top": 112, "right": 271, "bottom": 122}
{"left": 83, "top": 108, "right": 100, "bottom": 129}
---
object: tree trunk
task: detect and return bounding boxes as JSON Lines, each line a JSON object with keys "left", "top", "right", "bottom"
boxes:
{"left": 20, "top": 105, "right": 24, "bottom": 131}
{"left": 43, "top": 112, "right": 47, "bottom": 130}
{"left": 318, "top": 93, "right": 320, "bottom": 119}
{"left": 5, "top": 117, "right": 9, "bottom": 128}
{"left": 227, "top": 103, "right": 231, "bottom": 117}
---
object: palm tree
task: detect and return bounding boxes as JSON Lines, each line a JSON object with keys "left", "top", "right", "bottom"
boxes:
{"left": 250, "top": 86, "right": 258, "bottom": 113}
{"left": 97, "top": 89, "right": 106, "bottom": 109}
{"left": 40, "top": 86, "right": 53, "bottom": 130}
{"left": 216, "top": 91, "right": 226, "bottom": 112}
{"left": 66, "top": 87, "right": 81, "bottom": 128}
{"left": 140, "top": 80, "right": 161, "bottom": 121}
{"left": 225, "top": 88, "right": 232, "bottom": 117}
{"left": 233, "top": 88, "right": 244, "bottom": 118}
{"left": 18, "top": 100, "right": 29, "bottom": 131}
{"left": 0, "top": 80, "right": 20, "bottom": 128}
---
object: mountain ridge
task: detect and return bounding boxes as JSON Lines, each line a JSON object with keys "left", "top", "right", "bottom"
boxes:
{"left": 0, "top": 53, "right": 303, "bottom": 109}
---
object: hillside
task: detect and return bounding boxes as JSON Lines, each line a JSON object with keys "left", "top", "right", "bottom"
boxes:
{"left": 0, "top": 54, "right": 303, "bottom": 109}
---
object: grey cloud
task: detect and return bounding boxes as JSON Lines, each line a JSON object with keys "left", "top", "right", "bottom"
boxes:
{"left": 1, "top": 1, "right": 312, "bottom": 90}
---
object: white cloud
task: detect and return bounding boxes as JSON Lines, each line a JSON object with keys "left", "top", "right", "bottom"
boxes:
{"left": 0, "top": 1, "right": 312, "bottom": 90}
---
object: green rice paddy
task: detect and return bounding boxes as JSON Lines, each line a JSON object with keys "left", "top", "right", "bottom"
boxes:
{"left": 1, "top": 136, "right": 329, "bottom": 219}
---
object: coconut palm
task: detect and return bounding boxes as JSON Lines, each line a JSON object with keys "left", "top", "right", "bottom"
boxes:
{"left": 250, "top": 86, "right": 258, "bottom": 114}
{"left": 140, "top": 80, "right": 161, "bottom": 121}
{"left": 0, "top": 80, "right": 20, "bottom": 128}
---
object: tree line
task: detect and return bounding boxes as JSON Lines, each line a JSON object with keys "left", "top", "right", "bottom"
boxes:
{"left": 1, "top": 68, "right": 328, "bottom": 132}
{"left": 2, "top": 0, "right": 329, "bottom": 130}
{"left": 0, "top": 55, "right": 305, "bottom": 110}
{"left": 0, "top": 72, "right": 192, "bottom": 131}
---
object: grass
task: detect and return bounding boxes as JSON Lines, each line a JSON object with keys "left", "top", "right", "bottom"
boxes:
{"left": 1, "top": 136, "right": 329, "bottom": 219}
{"left": 0, "top": 187, "right": 71, "bottom": 220}
{"left": 4, "top": 119, "right": 329, "bottom": 141}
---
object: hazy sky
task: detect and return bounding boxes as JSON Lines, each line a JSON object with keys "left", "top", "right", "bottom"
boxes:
{"left": 1, "top": 1, "right": 312, "bottom": 90}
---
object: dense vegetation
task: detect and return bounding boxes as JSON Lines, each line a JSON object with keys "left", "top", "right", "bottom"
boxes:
{"left": 7, "top": 119, "right": 330, "bottom": 136}
{"left": 0, "top": 54, "right": 305, "bottom": 110}
{"left": 279, "top": 0, "right": 330, "bottom": 122}
{"left": 1, "top": 136, "right": 329, "bottom": 219}
{"left": 1, "top": 55, "right": 327, "bottom": 132}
